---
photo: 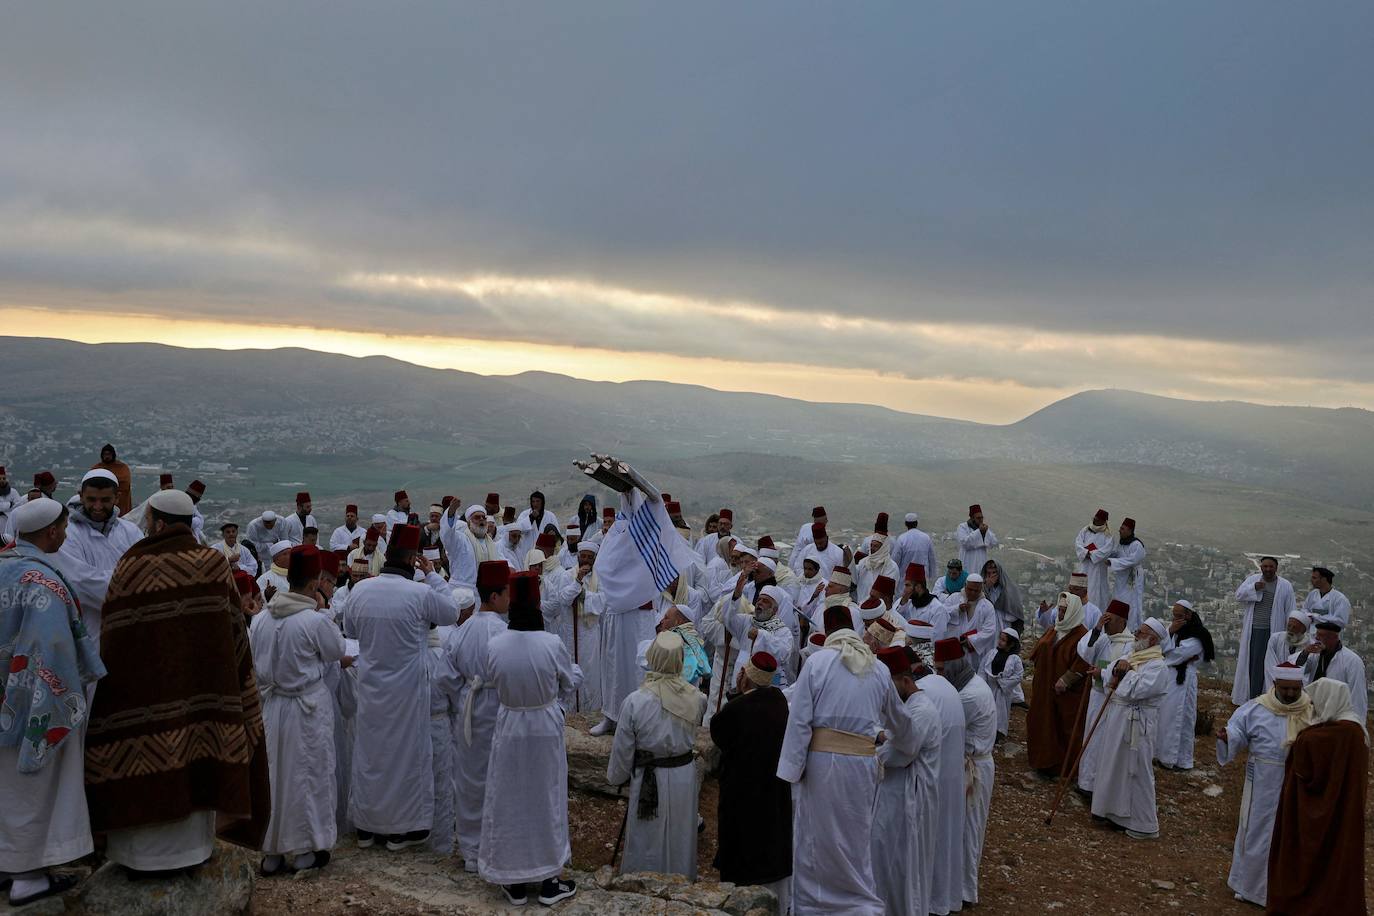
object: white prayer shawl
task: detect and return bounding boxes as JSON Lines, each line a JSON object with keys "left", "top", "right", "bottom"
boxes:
{"left": 257, "top": 566, "right": 290, "bottom": 599}
{"left": 0, "top": 740, "right": 92, "bottom": 872}
{"left": 213, "top": 539, "right": 259, "bottom": 576}
{"left": 344, "top": 569, "right": 455, "bottom": 834}
{"left": 1089, "top": 657, "right": 1170, "bottom": 834}
{"left": 853, "top": 556, "right": 899, "bottom": 610}
{"left": 426, "top": 634, "right": 464, "bottom": 853}
{"left": 891, "top": 527, "right": 938, "bottom": 591}
{"left": 439, "top": 515, "right": 498, "bottom": 588}
{"left": 1302, "top": 586, "right": 1352, "bottom": 629}
{"left": 1262, "top": 632, "right": 1307, "bottom": 691}
{"left": 329, "top": 524, "right": 363, "bottom": 553}
{"left": 1108, "top": 539, "right": 1147, "bottom": 631}
{"left": 796, "top": 541, "right": 844, "bottom": 581}
{"left": 250, "top": 594, "right": 347, "bottom": 855}
{"left": 1217, "top": 698, "right": 1291, "bottom": 905}
{"left": 1231, "top": 575, "right": 1297, "bottom": 704}
{"left": 978, "top": 651, "right": 1024, "bottom": 735}
{"left": 607, "top": 686, "right": 706, "bottom": 879}
{"left": 915, "top": 674, "right": 967, "bottom": 916}
{"left": 1074, "top": 526, "right": 1117, "bottom": 611}
{"left": 958, "top": 675, "right": 997, "bottom": 904}
{"left": 1300, "top": 646, "right": 1368, "bottom": 721}
{"left": 940, "top": 594, "right": 999, "bottom": 661}
{"left": 1074, "top": 629, "right": 1133, "bottom": 792}
{"left": 872, "top": 689, "right": 941, "bottom": 916}
{"left": 1157, "top": 636, "right": 1203, "bottom": 768}
{"left": 776, "top": 648, "right": 914, "bottom": 916}
{"left": 446, "top": 612, "right": 509, "bottom": 862}
{"left": 954, "top": 522, "right": 999, "bottom": 573}
{"left": 789, "top": 521, "right": 817, "bottom": 574}
{"left": 279, "top": 511, "right": 318, "bottom": 546}
{"left": 478, "top": 630, "right": 580, "bottom": 885}
{"left": 596, "top": 491, "right": 697, "bottom": 613}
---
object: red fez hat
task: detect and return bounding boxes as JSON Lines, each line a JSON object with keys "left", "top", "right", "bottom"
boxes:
{"left": 390, "top": 524, "right": 422, "bottom": 552}
{"left": 660, "top": 492, "right": 672, "bottom": 502}
{"left": 441, "top": 495, "right": 456, "bottom": 508}
{"left": 823, "top": 604, "right": 854, "bottom": 635}
{"left": 508, "top": 571, "right": 541, "bottom": 613}
{"left": 876, "top": 646, "right": 911, "bottom": 677}
{"left": 1105, "top": 599, "right": 1131, "bottom": 620}
{"left": 665, "top": 500, "right": 682, "bottom": 514}
{"left": 295, "top": 491, "right": 311, "bottom": 505}
{"left": 872, "top": 575, "right": 896, "bottom": 599}
{"left": 808, "top": 632, "right": 827, "bottom": 647}
{"left": 188, "top": 480, "right": 206, "bottom": 497}
{"left": 811, "top": 522, "right": 826, "bottom": 538}
{"left": 811, "top": 506, "right": 827, "bottom": 518}
{"left": 394, "top": 490, "right": 409, "bottom": 503}
{"left": 535, "top": 532, "right": 557, "bottom": 554}
{"left": 873, "top": 616, "right": 897, "bottom": 633}
{"left": 750, "top": 651, "right": 778, "bottom": 673}
{"left": 159, "top": 472, "right": 173, "bottom": 486}
{"left": 34, "top": 471, "right": 56, "bottom": 488}
{"left": 477, "top": 560, "right": 511, "bottom": 590}
{"left": 342, "top": 504, "right": 357, "bottom": 515}
{"left": 485, "top": 492, "right": 500, "bottom": 506}
{"left": 933, "top": 638, "right": 964, "bottom": 663}
{"left": 1122, "top": 517, "right": 1136, "bottom": 530}
{"left": 363, "top": 527, "right": 379, "bottom": 545}
{"left": 968, "top": 504, "right": 982, "bottom": 516}
{"left": 602, "top": 506, "right": 616, "bottom": 519}
{"left": 860, "top": 596, "right": 884, "bottom": 613}
{"left": 232, "top": 569, "right": 259, "bottom": 596}
{"left": 501, "top": 507, "right": 516, "bottom": 524}
{"left": 905, "top": 563, "right": 926, "bottom": 584}
{"left": 318, "top": 550, "right": 341, "bottom": 578}
{"left": 718, "top": 508, "right": 733, "bottom": 521}
{"left": 874, "top": 512, "right": 889, "bottom": 534}
{"left": 758, "top": 535, "right": 776, "bottom": 550}
{"left": 287, "top": 545, "right": 322, "bottom": 580}
{"left": 1093, "top": 508, "right": 1109, "bottom": 524}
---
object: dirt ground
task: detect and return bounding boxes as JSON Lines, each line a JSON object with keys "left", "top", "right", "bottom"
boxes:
{"left": 252, "top": 678, "right": 1374, "bottom": 914}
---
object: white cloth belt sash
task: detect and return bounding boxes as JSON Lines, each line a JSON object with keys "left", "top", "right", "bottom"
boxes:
{"left": 462, "top": 675, "right": 494, "bottom": 746}
{"left": 1110, "top": 694, "right": 1161, "bottom": 750}
{"left": 261, "top": 678, "right": 324, "bottom": 714}
{"left": 964, "top": 752, "right": 993, "bottom": 799}
{"left": 504, "top": 699, "right": 556, "bottom": 712}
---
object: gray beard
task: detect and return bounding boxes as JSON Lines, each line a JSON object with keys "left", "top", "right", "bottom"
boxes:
{"left": 1286, "top": 632, "right": 1306, "bottom": 648}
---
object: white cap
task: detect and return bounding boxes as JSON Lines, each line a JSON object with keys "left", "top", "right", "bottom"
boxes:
{"left": 147, "top": 489, "right": 195, "bottom": 516}
{"left": 464, "top": 504, "right": 486, "bottom": 521}
{"left": 261, "top": 510, "right": 277, "bottom": 522}
{"left": 1143, "top": 617, "right": 1169, "bottom": 643}
{"left": 904, "top": 512, "right": 918, "bottom": 524}
{"left": 737, "top": 544, "right": 758, "bottom": 559}
{"left": 903, "top": 620, "right": 937, "bottom": 641}
{"left": 11, "top": 497, "right": 64, "bottom": 534}
{"left": 1267, "top": 660, "right": 1305, "bottom": 684}
{"left": 576, "top": 541, "right": 600, "bottom": 555}
{"left": 1174, "top": 598, "right": 1194, "bottom": 611}
{"left": 1287, "top": 609, "right": 1311, "bottom": 628}
{"left": 80, "top": 468, "right": 119, "bottom": 487}
{"left": 371, "top": 513, "right": 387, "bottom": 524}
{"left": 271, "top": 540, "right": 294, "bottom": 556}
{"left": 965, "top": 573, "right": 984, "bottom": 584}
{"left": 757, "top": 557, "right": 777, "bottom": 573}
{"left": 566, "top": 521, "right": 581, "bottom": 532}
{"left": 1001, "top": 626, "right": 1020, "bottom": 640}
{"left": 451, "top": 585, "right": 477, "bottom": 611}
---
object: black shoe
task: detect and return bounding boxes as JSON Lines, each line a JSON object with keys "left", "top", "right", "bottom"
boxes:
{"left": 503, "top": 883, "right": 528, "bottom": 906}
{"left": 289, "top": 850, "right": 332, "bottom": 873}
{"left": 356, "top": 829, "right": 376, "bottom": 849}
{"left": 385, "top": 829, "right": 430, "bottom": 851}
{"left": 9, "top": 873, "right": 78, "bottom": 907}
{"left": 538, "top": 877, "right": 576, "bottom": 906}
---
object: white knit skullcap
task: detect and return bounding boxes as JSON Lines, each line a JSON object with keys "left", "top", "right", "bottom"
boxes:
{"left": 11, "top": 497, "right": 64, "bottom": 534}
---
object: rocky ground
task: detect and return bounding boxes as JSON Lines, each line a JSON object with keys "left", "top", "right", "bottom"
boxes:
{"left": 244, "top": 679, "right": 1374, "bottom": 915}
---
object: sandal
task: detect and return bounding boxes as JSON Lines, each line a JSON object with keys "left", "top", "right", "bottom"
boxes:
{"left": 10, "top": 873, "right": 78, "bottom": 907}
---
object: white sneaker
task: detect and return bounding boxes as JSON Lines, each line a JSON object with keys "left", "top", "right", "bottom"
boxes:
{"left": 588, "top": 718, "right": 616, "bottom": 736}
{"left": 464, "top": 859, "right": 478, "bottom": 874}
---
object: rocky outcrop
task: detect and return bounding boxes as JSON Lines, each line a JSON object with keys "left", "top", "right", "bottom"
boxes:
{"left": 25, "top": 843, "right": 256, "bottom": 915}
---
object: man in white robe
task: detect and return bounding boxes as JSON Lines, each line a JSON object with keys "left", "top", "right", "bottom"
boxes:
{"left": 1297, "top": 619, "right": 1367, "bottom": 720}
{"left": 441, "top": 503, "right": 499, "bottom": 589}
{"left": 446, "top": 561, "right": 511, "bottom": 872}
{"left": 425, "top": 611, "right": 463, "bottom": 854}
{"left": 941, "top": 573, "right": 998, "bottom": 662}
{"left": 279, "top": 492, "right": 317, "bottom": 546}
{"left": 1231, "top": 557, "right": 1297, "bottom": 704}
{"left": 516, "top": 490, "right": 560, "bottom": 547}
{"left": 1302, "top": 565, "right": 1351, "bottom": 628}
{"left": 1156, "top": 600, "right": 1214, "bottom": 770}
{"left": 795, "top": 522, "right": 844, "bottom": 581}
{"left": 1089, "top": 617, "right": 1171, "bottom": 838}
{"left": 1262, "top": 611, "right": 1310, "bottom": 688}
{"left": 909, "top": 651, "right": 965, "bottom": 916}
{"left": 479, "top": 572, "right": 580, "bottom": 908}
{"left": 329, "top": 504, "right": 364, "bottom": 553}
{"left": 0, "top": 465, "right": 23, "bottom": 536}
{"left": 558, "top": 521, "right": 582, "bottom": 570}
{"left": 385, "top": 490, "right": 412, "bottom": 534}
{"left": 789, "top": 506, "right": 826, "bottom": 574}
{"left": 246, "top": 510, "right": 283, "bottom": 572}
{"left": 607, "top": 631, "right": 706, "bottom": 880}
{"left": 853, "top": 514, "right": 899, "bottom": 606}
{"left": 695, "top": 507, "right": 733, "bottom": 566}
{"left": 776, "top": 608, "right": 914, "bottom": 915}
{"left": 891, "top": 512, "right": 937, "bottom": 588}
{"left": 1075, "top": 599, "right": 1134, "bottom": 794}
{"left": 955, "top": 503, "right": 998, "bottom": 572}
{"left": 213, "top": 522, "right": 259, "bottom": 576}
{"left": 344, "top": 524, "right": 456, "bottom": 850}
{"left": 1108, "top": 517, "right": 1146, "bottom": 631}
{"left": 1074, "top": 508, "right": 1116, "bottom": 611}
{"left": 59, "top": 470, "right": 141, "bottom": 645}
{"left": 701, "top": 582, "right": 795, "bottom": 725}
{"left": 565, "top": 543, "right": 607, "bottom": 714}
{"left": 935, "top": 638, "right": 997, "bottom": 906}
{"left": 251, "top": 546, "right": 347, "bottom": 874}
{"left": 1216, "top": 661, "right": 1311, "bottom": 907}
{"left": 257, "top": 540, "right": 294, "bottom": 600}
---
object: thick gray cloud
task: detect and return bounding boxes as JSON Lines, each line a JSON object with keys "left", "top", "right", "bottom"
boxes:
{"left": 1, "top": 1, "right": 1371, "bottom": 357}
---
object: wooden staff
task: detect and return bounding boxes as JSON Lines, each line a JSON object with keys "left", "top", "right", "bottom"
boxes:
{"left": 609, "top": 795, "right": 629, "bottom": 869}
{"left": 572, "top": 595, "right": 581, "bottom": 713}
{"left": 1044, "top": 678, "right": 1118, "bottom": 826}
{"left": 715, "top": 630, "right": 732, "bottom": 714}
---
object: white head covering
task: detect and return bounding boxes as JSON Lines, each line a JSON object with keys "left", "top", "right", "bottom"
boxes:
{"left": 270, "top": 540, "right": 294, "bottom": 557}
{"left": 1056, "top": 592, "right": 1086, "bottom": 636}
{"left": 451, "top": 586, "right": 477, "bottom": 611}
{"left": 756, "top": 557, "right": 777, "bottom": 574}
{"left": 371, "top": 513, "right": 387, "bottom": 524}
{"left": 1143, "top": 617, "right": 1169, "bottom": 643}
{"left": 1306, "top": 677, "right": 1369, "bottom": 744}
{"left": 736, "top": 544, "right": 758, "bottom": 559}
{"left": 757, "top": 585, "right": 788, "bottom": 620}
{"left": 576, "top": 541, "right": 600, "bottom": 556}
{"left": 261, "top": 510, "right": 277, "bottom": 522}
{"left": 903, "top": 620, "right": 937, "bottom": 641}
{"left": 1174, "top": 598, "right": 1194, "bottom": 611}
{"left": 1287, "top": 609, "right": 1311, "bottom": 629}
{"left": 80, "top": 468, "right": 119, "bottom": 486}
{"left": 148, "top": 489, "right": 195, "bottom": 516}
{"left": 1267, "top": 660, "right": 1305, "bottom": 684}
{"left": 1001, "top": 626, "right": 1020, "bottom": 640}
{"left": 464, "top": 504, "right": 486, "bottom": 521}
{"left": 11, "top": 497, "right": 64, "bottom": 534}
{"left": 904, "top": 512, "right": 918, "bottom": 524}
{"left": 965, "top": 573, "right": 984, "bottom": 585}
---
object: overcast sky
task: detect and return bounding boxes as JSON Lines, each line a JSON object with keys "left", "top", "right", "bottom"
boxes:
{"left": 2, "top": 2, "right": 1370, "bottom": 422}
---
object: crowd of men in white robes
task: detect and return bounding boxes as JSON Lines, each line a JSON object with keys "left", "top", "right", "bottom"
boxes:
{"left": 0, "top": 454, "right": 1368, "bottom": 913}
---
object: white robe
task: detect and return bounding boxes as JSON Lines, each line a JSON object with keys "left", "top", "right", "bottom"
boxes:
{"left": 212, "top": 539, "right": 259, "bottom": 576}
{"left": 600, "top": 604, "right": 655, "bottom": 723}
{"left": 245, "top": 518, "right": 283, "bottom": 570}
{"left": 1074, "top": 630, "right": 1133, "bottom": 792}
{"left": 345, "top": 569, "right": 455, "bottom": 835}
{"left": 1157, "top": 636, "right": 1203, "bottom": 769}
{"left": 891, "top": 527, "right": 938, "bottom": 589}
{"left": 1089, "top": 657, "right": 1170, "bottom": 834}
{"left": 330, "top": 524, "right": 364, "bottom": 553}
{"left": 853, "top": 556, "right": 898, "bottom": 608}
{"left": 916, "top": 674, "right": 966, "bottom": 916}
{"left": 565, "top": 578, "right": 607, "bottom": 715}
{"left": 439, "top": 516, "right": 499, "bottom": 588}
{"left": 251, "top": 596, "right": 346, "bottom": 855}
{"left": 1231, "top": 575, "right": 1297, "bottom": 704}
{"left": 954, "top": 522, "right": 998, "bottom": 573}
{"left": 1262, "top": 631, "right": 1306, "bottom": 689}
{"left": 777, "top": 648, "right": 914, "bottom": 916}
{"left": 478, "top": 630, "right": 580, "bottom": 885}
{"left": 941, "top": 595, "right": 998, "bottom": 661}
{"left": 279, "top": 511, "right": 318, "bottom": 546}
{"left": 1217, "top": 699, "right": 1291, "bottom": 906}
{"left": 446, "top": 611, "right": 508, "bottom": 863}
{"left": 60, "top": 510, "right": 141, "bottom": 577}
{"left": 796, "top": 542, "right": 845, "bottom": 582}
{"left": 789, "top": 522, "right": 817, "bottom": 574}
{"left": 1074, "top": 526, "right": 1117, "bottom": 612}
{"left": 978, "top": 652, "right": 1024, "bottom": 736}
{"left": 872, "top": 688, "right": 941, "bottom": 916}
{"left": 384, "top": 508, "right": 409, "bottom": 534}
{"left": 958, "top": 676, "right": 997, "bottom": 905}
{"left": 0, "top": 739, "right": 93, "bottom": 872}
{"left": 257, "top": 566, "right": 290, "bottom": 598}
{"left": 426, "top": 632, "right": 463, "bottom": 853}
{"left": 607, "top": 688, "right": 706, "bottom": 879}
{"left": 1302, "top": 587, "right": 1352, "bottom": 629}
{"left": 1108, "top": 540, "right": 1147, "bottom": 631}
{"left": 1300, "top": 645, "right": 1368, "bottom": 720}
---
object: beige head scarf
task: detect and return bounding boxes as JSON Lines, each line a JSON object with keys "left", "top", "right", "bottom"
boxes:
{"left": 1055, "top": 591, "right": 1085, "bottom": 637}
{"left": 641, "top": 631, "right": 703, "bottom": 726}
{"left": 1305, "top": 677, "right": 1369, "bottom": 745}
{"left": 823, "top": 628, "right": 876, "bottom": 676}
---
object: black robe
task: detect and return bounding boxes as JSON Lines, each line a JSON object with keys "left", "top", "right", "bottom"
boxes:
{"left": 710, "top": 685, "right": 792, "bottom": 885}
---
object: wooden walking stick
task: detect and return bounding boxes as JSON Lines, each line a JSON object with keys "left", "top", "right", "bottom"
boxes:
{"left": 1055, "top": 675, "right": 1094, "bottom": 777}
{"left": 1045, "top": 677, "right": 1119, "bottom": 826}
{"left": 715, "top": 629, "right": 732, "bottom": 714}
{"left": 609, "top": 795, "right": 630, "bottom": 869}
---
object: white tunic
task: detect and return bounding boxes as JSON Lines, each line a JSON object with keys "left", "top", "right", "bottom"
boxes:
{"left": 565, "top": 580, "right": 607, "bottom": 715}
{"left": 345, "top": 569, "right": 455, "bottom": 834}
{"left": 0, "top": 740, "right": 93, "bottom": 872}
{"left": 1231, "top": 575, "right": 1297, "bottom": 704}
{"left": 212, "top": 540, "right": 259, "bottom": 576}
{"left": 439, "top": 517, "right": 500, "bottom": 588}
{"left": 853, "top": 557, "right": 899, "bottom": 608}
{"left": 978, "top": 652, "right": 1024, "bottom": 736}
{"left": 607, "top": 688, "right": 706, "bottom": 879}
{"left": 1156, "top": 636, "right": 1203, "bottom": 769}
{"left": 891, "top": 527, "right": 938, "bottom": 589}
{"left": 426, "top": 632, "right": 463, "bottom": 853}
{"left": 446, "top": 611, "right": 508, "bottom": 863}
{"left": 795, "top": 542, "right": 845, "bottom": 581}
{"left": 916, "top": 674, "right": 967, "bottom": 916}
{"left": 777, "top": 649, "right": 914, "bottom": 916}
{"left": 245, "top": 518, "right": 283, "bottom": 569}
{"left": 279, "top": 511, "right": 318, "bottom": 546}
{"left": 478, "top": 630, "right": 579, "bottom": 885}
{"left": 958, "top": 676, "right": 997, "bottom": 905}
{"left": 60, "top": 510, "right": 141, "bottom": 577}
{"left": 941, "top": 594, "right": 998, "bottom": 661}
{"left": 600, "top": 604, "right": 655, "bottom": 722}
{"left": 1302, "top": 587, "right": 1352, "bottom": 629}
{"left": 1074, "top": 526, "right": 1116, "bottom": 612}
{"left": 1299, "top": 645, "right": 1368, "bottom": 720}
{"left": 954, "top": 522, "right": 998, "bottom": 573}
{"left": 1262, "top": 632, "right": 1306, "bottom": 688}
{"left": 1217, "top": 699, "right": 1291, "bottom": 906}
{"left": 1089, "top": 658, "right": 1170, "bottom": 834}
{"left": 250, "top": 595, "right": 346, "bottom": 855}
{"left": 1108, "top": 540, "right": 1147, "bottom": 631}
{"left": 789, "top": 522, "right": 817, "bottom": 574}
{"left": 872, "top": 688, "right": 941, "bottom": 916}
{"left": 330, "top": 524, "right": 364, "bottom": 553}
{"left": 1075, "top": 630, "right": 1133, "bottom": 792}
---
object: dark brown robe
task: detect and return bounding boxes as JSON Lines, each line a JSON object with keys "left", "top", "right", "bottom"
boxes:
{"left": 1026, "top": 624, "right": 1091, "bottom": 774}
{"left": 710, "top": 685, "right": 792, "bottom": 885}
{"left": 85, "top": 523, "right": 270, "bottom": 850}
{"left": 1266, "top": 720, "right": 1367, "bottom": 916}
